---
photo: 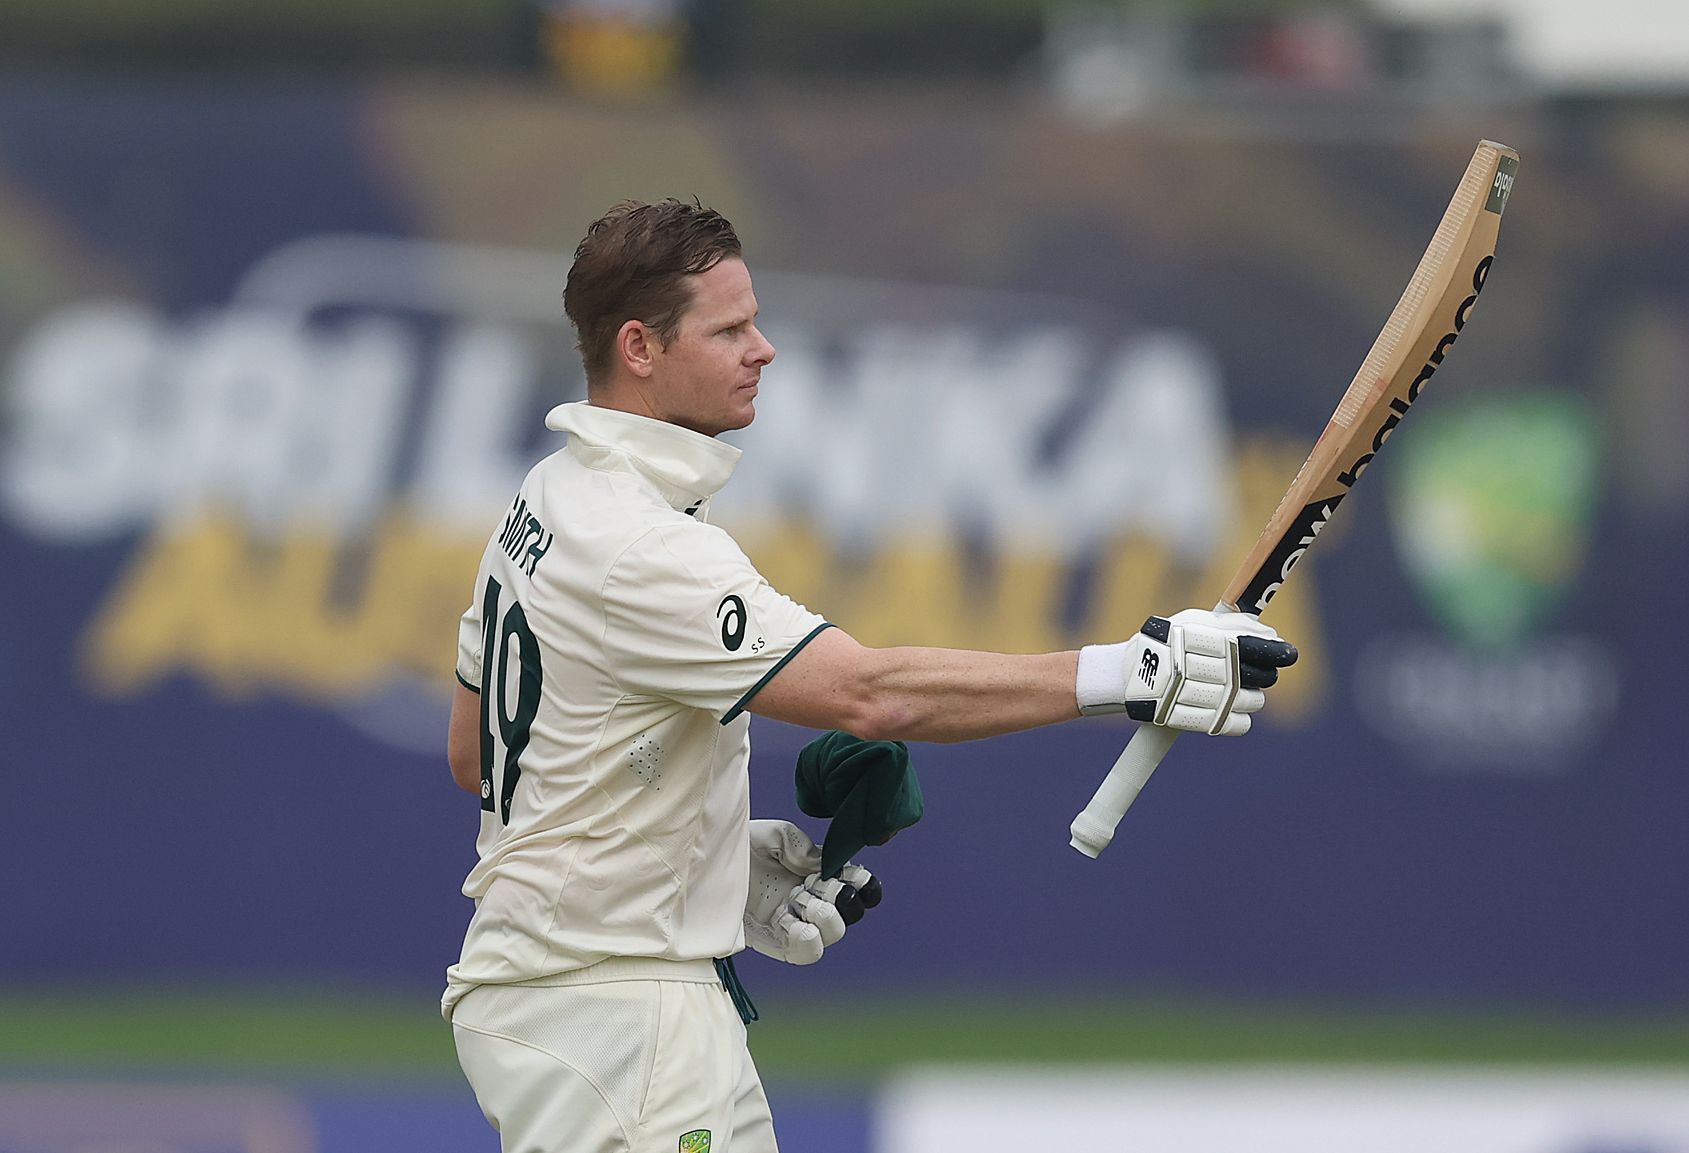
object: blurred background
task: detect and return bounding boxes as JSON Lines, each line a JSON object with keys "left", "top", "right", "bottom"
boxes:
{"left": 3, "top": 0, "right": 1688, "bottom": 1150}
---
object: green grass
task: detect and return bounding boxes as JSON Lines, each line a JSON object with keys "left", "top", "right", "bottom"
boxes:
{"left": 6, "top": 990, "right": 1689, "bottom": 1084}
{"left": 0, "top": 990, "right": 460, "bottom": 1078}
{"left": 749, "top": 998, "right": 1689, "bottom": 1075}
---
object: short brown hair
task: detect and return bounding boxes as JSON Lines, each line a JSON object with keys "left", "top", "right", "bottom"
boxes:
{"left": 563, "top": 199, "right": 743, "bottom": 385}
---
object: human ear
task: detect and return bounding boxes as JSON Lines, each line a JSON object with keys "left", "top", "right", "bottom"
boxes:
{"left": 618, "top": 320, "right": 656, "bottom": 378}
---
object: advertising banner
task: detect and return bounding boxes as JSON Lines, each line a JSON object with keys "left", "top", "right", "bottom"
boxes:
{"left": 879, "top": 1069, "right": 1689, "bottom": 1153}
{"left": 3, "top": 81, "right": 1686, "bottom": 1005}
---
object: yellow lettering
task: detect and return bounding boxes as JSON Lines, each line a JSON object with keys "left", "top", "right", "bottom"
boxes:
{"left": 1083, "top": 535, "right": 1181, "bottom": 643}
{"left": 83, "top": 514, "right": 481, "bottom": 701}
{"left": 84, "top": 515, "right": 265, "bottom": 697}
{"left": 981, "top": 549, "right": 1067, "bottom": 653}
{"left": 82, "top": 438, "right": 1328, "bottom": 726}
{"left": 736, "top": 520, "right": 832, "bottom": 618}
{"left": 828, "top": 535, "right": 977, "bottom": 650}
{"left": 372, "top": 516, "right": 485, "bottom": 681}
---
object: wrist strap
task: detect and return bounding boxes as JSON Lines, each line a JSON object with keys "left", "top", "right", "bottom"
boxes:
{"left": 1076, "top": 642, "right": 1131, "bottom": 716}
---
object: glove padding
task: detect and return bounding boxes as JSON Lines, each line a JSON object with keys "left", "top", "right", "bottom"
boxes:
{"left": 1076, "top": 608, "right": 1298, "bottom": 736}
{"left": 743, "top": 819, "right": 881, "bottom": 966}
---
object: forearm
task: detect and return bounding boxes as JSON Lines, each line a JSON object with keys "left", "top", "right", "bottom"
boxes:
{"left": 749, "top": 611, "right": 1296, "bottom": 745}
{"left": 446, "top": 681, "right": 483, "bottom": 793}
{"left": 856, "top": 646, "right": 1080, "bottom": 743}
{"left": 748, "top": 626, "right": 1083, "bottom": 740}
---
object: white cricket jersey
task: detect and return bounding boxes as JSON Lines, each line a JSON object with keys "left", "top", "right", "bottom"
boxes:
{"left": 443, "top": 402, "right": 829, "bottom": 1017}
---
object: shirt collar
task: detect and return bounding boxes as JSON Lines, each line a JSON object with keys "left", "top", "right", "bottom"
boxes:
{"left": 544, "top": 402, "right": 742, "bottom": 511}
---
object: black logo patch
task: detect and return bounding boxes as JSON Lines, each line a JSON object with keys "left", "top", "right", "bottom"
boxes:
{"left": 717, "top": 595, "right": 747, "bottom": 652}
{"left": 1236, "top": 496, "right": 1344, "bottom": 613}
{"left": 1485, "top": 155, "right": 1518, "bottom": 215}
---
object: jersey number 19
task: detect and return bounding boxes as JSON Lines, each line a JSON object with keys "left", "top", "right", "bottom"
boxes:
{"left": 479, "top": 575, "right": 543, "bottom": 825}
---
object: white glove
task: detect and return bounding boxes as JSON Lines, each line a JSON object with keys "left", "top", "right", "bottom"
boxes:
{"left": 743, "top": 819, "right": 880, "bottom": 966}
{"left": 1075, "top": 608, "right": 1298, "bottom": 736}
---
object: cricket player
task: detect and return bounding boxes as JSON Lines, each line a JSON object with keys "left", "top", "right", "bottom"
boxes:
{"left": 443, "top": 199, "right": 1298, "bottom": 1152}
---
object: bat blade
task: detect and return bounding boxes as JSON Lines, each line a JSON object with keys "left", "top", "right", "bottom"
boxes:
{"left": 1070, "top": 140, "right": 1519, "bottom": 859}
{"left": 1226, "top": 139, "right": 1519, "bottom": 614}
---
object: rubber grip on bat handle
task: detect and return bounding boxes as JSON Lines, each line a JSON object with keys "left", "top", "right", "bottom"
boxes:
{"left": 1069, "top": 723, "right": 1181, "bottom": 858}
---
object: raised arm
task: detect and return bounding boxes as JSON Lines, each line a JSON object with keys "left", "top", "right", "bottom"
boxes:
{"left": 749, "top": 613, "right": 1298, "bottom": 744}
{"left": 747, "top": 627, "right": 1080, "bottom": 743}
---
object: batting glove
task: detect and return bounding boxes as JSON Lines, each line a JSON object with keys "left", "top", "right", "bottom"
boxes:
{"left": 1076, "top": 608, "right": 1298, "bottom": 736}
{"left": 744, "top": 819, "right": 882, "bottom": 966}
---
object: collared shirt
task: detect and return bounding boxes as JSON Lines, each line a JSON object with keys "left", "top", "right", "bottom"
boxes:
{"left": 444, "top": 402, "right": 829, "bottom": 1016}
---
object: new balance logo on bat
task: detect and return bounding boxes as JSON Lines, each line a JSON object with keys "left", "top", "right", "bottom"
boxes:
{"left": 1138, "top": 650, "right": 1160, "bottom": 687}
{"left": 1253, "top": 501, "right": 1334, "bottom": 612}
{"left": 1337, "top": 256, "right": 1492, "bottom": 491}
{"left": 1237, "top": 494, "right": 1347, "bottom": 614}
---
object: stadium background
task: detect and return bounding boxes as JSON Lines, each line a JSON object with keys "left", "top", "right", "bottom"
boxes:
{"left": 3, "top": 1, "right": 1688, "bottom": 1149}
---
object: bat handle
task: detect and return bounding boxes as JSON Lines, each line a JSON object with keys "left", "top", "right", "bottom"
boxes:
{"left": 1070, "top": 600, "right": 1239, "bottom": 857}
{"left": 1069, "top": 723, "right": 1181, "bottom": 858}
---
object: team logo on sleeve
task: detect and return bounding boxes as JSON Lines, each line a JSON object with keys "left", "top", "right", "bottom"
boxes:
{"left": 716, "top": 595, "right": 747, "bottom": 651}
{"left": 679, "top": 1130, "right": 711, "bottom": 1153}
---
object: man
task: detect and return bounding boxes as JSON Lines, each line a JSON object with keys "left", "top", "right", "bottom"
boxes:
{"left": 443, "top": 199, "right": 1297, "bottom": 1152}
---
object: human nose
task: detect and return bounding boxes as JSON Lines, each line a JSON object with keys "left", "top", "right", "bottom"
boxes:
{"left": 750, "top": 326, "right": 775, "bottom": 365}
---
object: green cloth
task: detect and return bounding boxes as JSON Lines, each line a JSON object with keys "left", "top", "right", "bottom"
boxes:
{"left": 793, "top": 731, "right": 923, "bottom": 879}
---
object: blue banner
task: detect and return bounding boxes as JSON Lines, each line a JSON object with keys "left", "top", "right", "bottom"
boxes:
{"left": 3, "top": 80, "right": 1686, "bottom": 1007}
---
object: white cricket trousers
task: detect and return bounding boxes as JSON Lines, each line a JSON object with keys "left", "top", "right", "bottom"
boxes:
{"left": 451, "top": 959, "right": 779, "bottom": 1153}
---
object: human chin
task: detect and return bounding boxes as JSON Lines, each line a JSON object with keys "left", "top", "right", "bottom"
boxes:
{"left": 724, "top": 396, "right": 756, "bottom": 431}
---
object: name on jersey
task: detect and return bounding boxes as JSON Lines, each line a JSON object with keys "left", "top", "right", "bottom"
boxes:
{"left": 498, "top": 495, "right": 554, "bottom": 577}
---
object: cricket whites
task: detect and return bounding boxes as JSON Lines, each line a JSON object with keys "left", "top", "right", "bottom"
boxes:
{"left": 1070, "top": 139, "right": 1521, "bottom": 859}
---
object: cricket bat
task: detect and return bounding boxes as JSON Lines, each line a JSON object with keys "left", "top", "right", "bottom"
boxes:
{"left": 1070, "top": 139, "right": 1521, "bottom": 859}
